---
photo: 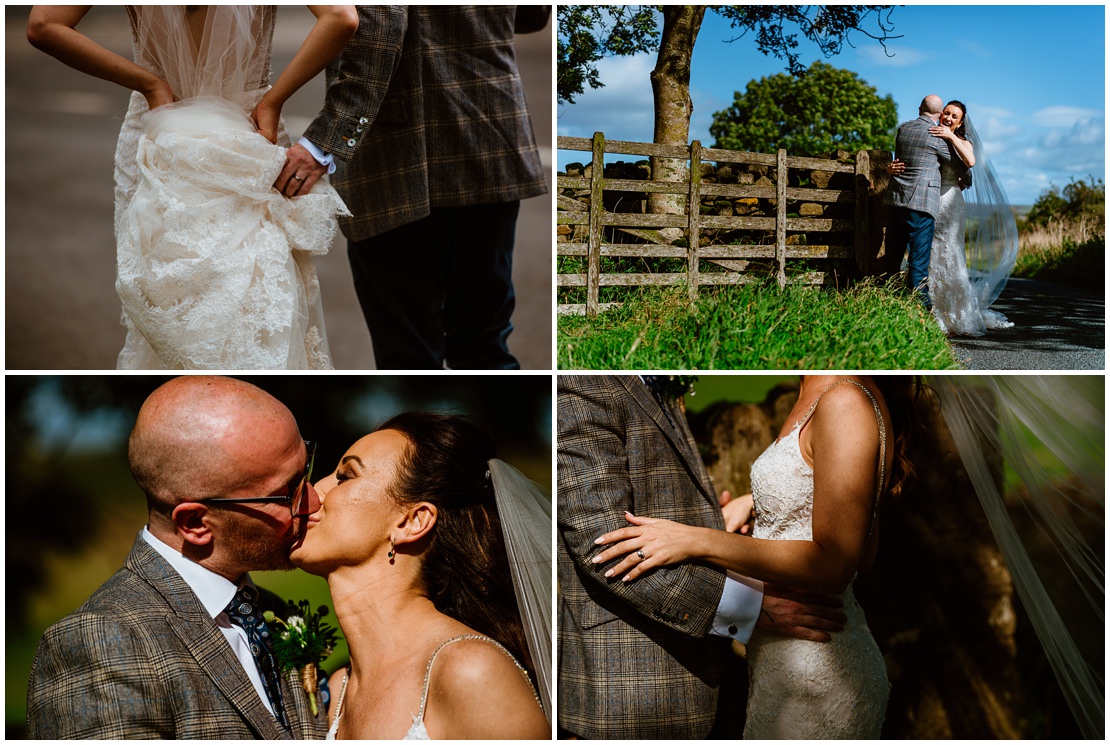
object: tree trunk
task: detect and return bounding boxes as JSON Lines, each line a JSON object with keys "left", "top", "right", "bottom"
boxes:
{"left": 649, "top": 6, "right": 705, "bottom": 242}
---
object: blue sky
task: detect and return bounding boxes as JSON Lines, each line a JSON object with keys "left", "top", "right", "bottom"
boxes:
{"left": 556, "top": 4, "right": 1105, "bottom": 205}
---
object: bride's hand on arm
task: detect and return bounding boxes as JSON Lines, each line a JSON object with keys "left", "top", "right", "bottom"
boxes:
{"left": 254, "top": 5, "right": 358, "bottom": 143}
{"left": 27, "top": 6, "right": 174, "bottom": 110}
{"left": 930, "top": 125, "right": 975, "bottom": 167}
{"left": 721, "top": 493, "right": 754, "bottom": 534}
{"left": 592, "top": 512, "right": 708, "bottom": 582}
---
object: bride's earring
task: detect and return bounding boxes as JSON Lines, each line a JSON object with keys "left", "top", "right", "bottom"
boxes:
{"left": 387, "top": 537, "right": 396, "bottom": 561}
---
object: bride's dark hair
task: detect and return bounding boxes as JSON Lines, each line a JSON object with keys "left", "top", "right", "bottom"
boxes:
{"left": 377, "top": 412, "right": 536, "bottom": 685}
{"left": 945, "top": 99, "right": 969, "bottom": 140}
{"left": 873, "top": 377, "right": 930, "bottom": 501}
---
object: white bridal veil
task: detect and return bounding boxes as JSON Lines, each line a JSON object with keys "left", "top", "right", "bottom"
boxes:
{"left": 490, "top": 459, "right": 553, "bottom": 718}
{"left": 933, "top": 376, "right": 1104, "bottom": 738}
{"left": 961, "top": 116, "right": 1020, "bottom": 310}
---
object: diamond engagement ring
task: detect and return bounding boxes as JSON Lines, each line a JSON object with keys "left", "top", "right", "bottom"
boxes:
{"left": 636, "top": 549, "right": 646, "bottom": 561}
{"left": 292, "top": 175, "right": 305, "bottom": 182}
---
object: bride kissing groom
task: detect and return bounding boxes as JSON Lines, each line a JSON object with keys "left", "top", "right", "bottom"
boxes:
{"left": 28, "top": 377, "right": 551, "bottom": 739}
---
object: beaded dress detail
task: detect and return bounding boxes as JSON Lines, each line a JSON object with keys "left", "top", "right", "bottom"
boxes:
{"left": 326, "top": 634, "right": 541, "bottom": 740}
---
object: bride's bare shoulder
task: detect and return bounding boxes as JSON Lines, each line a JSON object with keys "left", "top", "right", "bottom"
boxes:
{"left": 425, "top": 637, "right": 548, "bottom": 738}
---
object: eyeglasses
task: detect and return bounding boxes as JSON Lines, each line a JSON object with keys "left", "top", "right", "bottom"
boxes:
{"left": 204, "top": 440, "right": 317, "bottom": 517}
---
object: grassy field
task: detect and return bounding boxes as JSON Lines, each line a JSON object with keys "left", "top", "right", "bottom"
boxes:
{"left": 558, "top": 279, "right": 960, "bottom": 370}
{"left": 1014, "top": 214, "right": 1104, "bottom": 292}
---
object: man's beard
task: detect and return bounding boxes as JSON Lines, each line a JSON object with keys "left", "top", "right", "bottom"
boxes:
{"left": 222, "top": 514, "right": 302, "bottom": 571}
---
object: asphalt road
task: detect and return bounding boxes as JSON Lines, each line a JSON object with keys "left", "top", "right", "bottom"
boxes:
{"left": 948, "top": 279, "right": 1105, "bottom": 370}
{"left": 5, "top": 6, "right": 553, "bottom": 370}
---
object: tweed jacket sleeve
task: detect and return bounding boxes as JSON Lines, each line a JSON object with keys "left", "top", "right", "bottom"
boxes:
{"left": 557, "top": 376, "right": 726, "bottom": 636}
{"left": 28, "top": 610, "right": 170, "bottom": 739}
{"left": 301, "top": 6, "right": 408, "bottom": 162}
{"left": 330, "top": 6, "right": 548, "bottom": 241}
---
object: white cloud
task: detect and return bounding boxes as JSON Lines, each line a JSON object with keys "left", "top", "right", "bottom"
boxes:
{"left": 1032, "top": 106, "right": 1105, "bottom": 128}
{"left": 557, "top": 54, "right": 657, "bottom": 145}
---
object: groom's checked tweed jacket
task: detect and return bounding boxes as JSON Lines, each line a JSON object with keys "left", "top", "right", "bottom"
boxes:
{"left": 27, "top": 532, "right": 327, "bottom": 740}
{"left": 303, "top": 6, "right": 548, "bottom": 241}
{"left": 557, "top": 376, "right": 732, "bottom": 739}
{"left": 885, "top": 114, "right": 958, "bottom": 219}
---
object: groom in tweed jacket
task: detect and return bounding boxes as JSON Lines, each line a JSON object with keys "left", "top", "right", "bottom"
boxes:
{"left": 27, "top": 377, "right": 328, "bottom": 739}
{"left": 884, "top": 94, "right": 960, "bottom": 306}
{"left": 558, "top": 376, "right": 846, "bottom": 739}
{"left": 283, "top": 6, "right": 549, "bottom": 370}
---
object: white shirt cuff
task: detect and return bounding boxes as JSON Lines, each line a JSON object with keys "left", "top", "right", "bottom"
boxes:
{"left": 710, "top": 571, "right": 763, "bottom": 643}
{"left": 298, "top": 137, "right": 336, "bottom": 174}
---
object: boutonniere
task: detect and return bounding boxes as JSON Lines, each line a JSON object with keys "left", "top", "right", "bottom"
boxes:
{"left": 654, "top": 375, "right": 699, "bottom": 400}
{"left": 264, "top": 601, "right": 339, "bottom": 717}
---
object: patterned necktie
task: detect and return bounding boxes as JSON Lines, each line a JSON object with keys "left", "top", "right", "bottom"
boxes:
{"left": 224, "top": 585, "right": 288, "bottom": 728}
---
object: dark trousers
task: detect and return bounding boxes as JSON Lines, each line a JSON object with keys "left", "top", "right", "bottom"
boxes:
{"left": 347, "top": 201, "right": 521, "bottom": 370}
{"left": 887, "top": 207, "right": 935, "bottom": 308}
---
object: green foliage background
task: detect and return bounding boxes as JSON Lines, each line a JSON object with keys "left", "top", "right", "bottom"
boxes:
{"left": 710, "top": 60, "right": 897, "bottom": 155}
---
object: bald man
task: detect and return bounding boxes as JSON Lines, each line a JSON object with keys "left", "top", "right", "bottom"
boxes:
{"left": 885, "top": 94, "right": 961, "bottom": 307}
{"left": 27, "top": 377, "right": 329, "bottom": 739}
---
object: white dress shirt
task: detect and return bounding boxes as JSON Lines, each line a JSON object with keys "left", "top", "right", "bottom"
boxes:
{"left": 141, "top": 527, "right": 277, "bottom": 716}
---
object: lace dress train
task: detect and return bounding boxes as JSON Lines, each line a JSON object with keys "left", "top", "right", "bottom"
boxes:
{"left": 114, "top": 6, "right": 347, "bottom": 369}
{"left": 929, "top": 160, "right": 1014, "bottom": 336}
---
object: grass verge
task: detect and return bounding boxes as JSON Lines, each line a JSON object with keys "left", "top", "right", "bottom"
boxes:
{"left": 558, "top": 279, "right": 960, "bottom": 370}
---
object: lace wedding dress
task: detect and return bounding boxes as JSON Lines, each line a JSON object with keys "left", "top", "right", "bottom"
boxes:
{"left": 114, "top": 6, "right": 347, "bottom": 369}
{"left": 743, "top": 381, "right": 890, "bottom": 739}
{"left": 929, "top": 158, "right": 1014, "bottom": 336}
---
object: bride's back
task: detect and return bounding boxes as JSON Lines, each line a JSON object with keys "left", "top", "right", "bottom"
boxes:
{"left": 126, "top": 5, "right": 274, "bottom": 103}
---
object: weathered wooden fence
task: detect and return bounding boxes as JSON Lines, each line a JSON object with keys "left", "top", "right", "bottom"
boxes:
{"left": 557, "top": 132, "right": 875, "bottom": 317}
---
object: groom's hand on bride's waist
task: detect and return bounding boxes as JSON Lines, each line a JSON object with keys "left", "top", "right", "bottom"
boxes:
{"left": 757, "top": 583, "right": 847, "bottom": 643}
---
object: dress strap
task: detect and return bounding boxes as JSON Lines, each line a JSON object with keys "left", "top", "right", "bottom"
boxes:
{"left": 415, "top": 634, "right": 540, "bottom": 719}
{"left": 799, "top": 380, "right": 887, "bottom": 538}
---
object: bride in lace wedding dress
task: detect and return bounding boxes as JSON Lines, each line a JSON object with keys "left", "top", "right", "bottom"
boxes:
{"left": 596, "top": 376, "right": 925, "bottom": 738}
{"left": 27, "top": 6, "right": 356, "bottom": 369}
{"left": 892, "top": 101, "right": 1017, "bottom": 336}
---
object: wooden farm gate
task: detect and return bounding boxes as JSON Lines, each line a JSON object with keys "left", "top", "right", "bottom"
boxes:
{"left": 557, "top": 132, "right": 875, "bottom": 317}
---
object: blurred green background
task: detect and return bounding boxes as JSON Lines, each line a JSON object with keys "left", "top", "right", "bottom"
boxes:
{"left": 5, "top": 375, "right": 551, "bottom": 738}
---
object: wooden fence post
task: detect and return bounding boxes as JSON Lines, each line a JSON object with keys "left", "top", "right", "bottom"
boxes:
{"left": 687, "top": 140, "right": 702, "bottom": 302}
{"left": 854, "top": 150, "right": 871, "bottom": 277}
{"left": 587, "top": 131, "right": 605, "bottom": 317}
{"left": 776, "top": 148, "right": 787, "bottom": 289}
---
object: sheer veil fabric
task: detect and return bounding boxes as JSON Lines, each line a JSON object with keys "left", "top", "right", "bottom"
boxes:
{"left": 933, "top": 377, "right": 1104, "bottom": 738}
{"left": 961, "top": 116, "right": 1019, "bottom": 311}
{"left": 489, "top": 459, "right": 553, "bottom": 719}
{"left": 115, "top": 6, "right": 348, "bottom": 369}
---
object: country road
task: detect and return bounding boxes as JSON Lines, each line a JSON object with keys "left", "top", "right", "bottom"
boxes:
{"left": 949, "top": 279, "right": 1104, "bottom": 370}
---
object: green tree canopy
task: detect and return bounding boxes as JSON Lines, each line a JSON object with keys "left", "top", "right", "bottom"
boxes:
{"left": 710, "top": 60, "right": 897, "bottom": 156}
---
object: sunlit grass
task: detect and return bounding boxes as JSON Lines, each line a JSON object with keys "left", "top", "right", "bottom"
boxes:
{"left": 558, "top": 279, "right": 960, "bottom": 370}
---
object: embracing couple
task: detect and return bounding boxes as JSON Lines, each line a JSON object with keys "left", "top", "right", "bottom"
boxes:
{"left": 27, "top": 6, "right": 549, "bottom": 370}
{"left": 27, "top": 376, "right": 550, "bottom": 739}
{"left": 885, "top": 94, "right": 1016, "bottom": 337}
{"left": 558, "top": 375, "right": 930, "bottom": 739}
